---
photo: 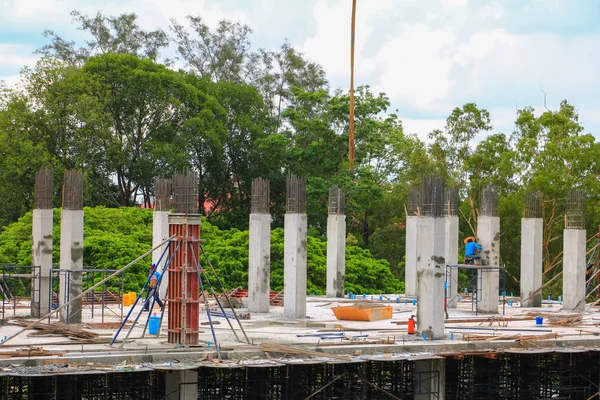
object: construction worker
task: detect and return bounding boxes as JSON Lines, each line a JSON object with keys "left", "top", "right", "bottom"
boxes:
{"left": 464, "top": 237, "right": 482, "bottom": 264}
{"left": 143, "top": 264, "right": 164, "bottom": 311}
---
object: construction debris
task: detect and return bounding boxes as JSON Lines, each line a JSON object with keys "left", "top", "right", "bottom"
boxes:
{"left": 259, "top": 342, "right": 352, "bottom": 361}
{"left": 9, "top": 320, "right": 98, "bottom": 340}
{"left": 0, "top": 347, "right": 66, "bottom": 358}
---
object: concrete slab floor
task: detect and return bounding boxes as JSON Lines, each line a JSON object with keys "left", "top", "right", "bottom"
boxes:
{"left": 0, "top": 296, "right": 599, "bottom": 372}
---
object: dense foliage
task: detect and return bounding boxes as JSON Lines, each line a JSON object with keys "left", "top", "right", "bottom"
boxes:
{"left": 0, "top": 207, "right": 403, "bottom": 294}
{"left": 1, "top": 11, "right": 600, "bottom": 299}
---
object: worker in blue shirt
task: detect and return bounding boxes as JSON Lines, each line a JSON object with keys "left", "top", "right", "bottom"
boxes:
{"left": 143, "top": 264, "right": 164, "bottom": 311}
{"left": 464, "top": 237, "right": 482, "bottom": 264}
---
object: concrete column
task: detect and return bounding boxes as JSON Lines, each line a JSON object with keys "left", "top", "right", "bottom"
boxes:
{"left": 520, "top": 218, "right": 543, "bottom": 307}
{"left": 284, "top": 213, "right": 308, "bottom": 318}
{"left": 59, "top": 209, "right": 84, "bottom": 323}
{"left": 562, "top": 229, "right": 586, "bottom": 311}
{"left": 445, "top": 215, "right": 458, "bottom": 308}
{"left": 414, "top": 358, "right": 445, "bottom": 400}
{"left": 477, "top": 216, "right": 500, "bottom": 314}
{"left": 416, "top": 217, "right": 445, "bottom": 339}
{"left": 248, "top": 213, "right": 271, "bottom": 312}
{"left": 153, "top": 210, "right": 170, "bottom": 299}
{"left": 165, "top": 369, "right": 198, "bottom": 400}
{"left": 405, "top": 215, "right": 418, "bottom": 297}
{"left": 326, "top": 214, "right": 346, "bottom": 297}
{"left": 32, "top": 209, "right": 53, "bottom": 317}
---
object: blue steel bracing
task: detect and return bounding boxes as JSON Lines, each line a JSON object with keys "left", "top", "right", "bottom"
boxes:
{"left": 189, "top": 245, "right": 240, "bottom": 343}
{"left": 110, "top": 241, "right": 177, "bottom": 345}
{"left": 190, "top": 245, "right": 220, "bottom": 359}
{"left": 199, "top": 243, "right": 250, "bottom": 343}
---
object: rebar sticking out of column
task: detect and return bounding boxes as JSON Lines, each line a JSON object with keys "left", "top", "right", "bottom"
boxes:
{"left": 480, "top": 185, "right": 498, "bottom": 217}
{"left": 446, "top": 186, "right": 458, "bottom": 217}
{"left": 62, "top": 170, "right": 83, "bottom": 210}
{"left": 328, "top": 186, "right": 345, "bottom": 215}
{"left": 34, "top": 168, "right": 53, "bottom": 210}
{"left": 286, "top": 175, "right": 306, "bottom": 214}
{"left": 566, "top": 189, "right": 585, "bottom": 230}
{"left": 420, "top": 176, "right": 446, "bottom": 218}
{"left": 154, "top": 178, "right": 171, "bottom": 212}
{"left": 172, "top": 170, "right": 198, "bottom": 214}
{"left": 408, "top": 185, "right": 420, "bottom": 216}
{"left": 251, "top": 178, "right": 270, "bottom": 214}
{"left": 524, "top": 191, "right": 542, "bottom": 218}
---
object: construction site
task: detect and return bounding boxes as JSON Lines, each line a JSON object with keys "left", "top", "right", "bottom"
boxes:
{"left": 0, "top": 169, "right": 599, "bottom": 400}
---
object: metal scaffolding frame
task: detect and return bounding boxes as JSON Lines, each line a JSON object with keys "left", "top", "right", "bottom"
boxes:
{"left": 445, "top": 264, "right": 506, "bottom": 316}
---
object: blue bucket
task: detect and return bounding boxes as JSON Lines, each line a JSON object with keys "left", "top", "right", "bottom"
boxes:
{"left": 535, "top": 316, "right": 543, "bottom": 325}
{"left": 148, "top": 315, "right": 161, "bottom": 335}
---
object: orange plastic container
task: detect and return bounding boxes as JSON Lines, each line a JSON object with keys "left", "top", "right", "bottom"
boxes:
{"left": 332, "top": 302, "right": 393, "bottom": 321}
{"left": 122, "top": 293, "right": 132, "bottom": 306}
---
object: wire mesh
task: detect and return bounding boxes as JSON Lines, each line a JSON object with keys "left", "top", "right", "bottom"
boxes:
{"left": 524, "top": 191, "right": 543, "bottom": 218}
{"left": 566, "top": 189, "right": 585, "bottom": 230}
{"left": 328, "top": 185, "right": 345, "bottom": 215}
{"left": 34, "top": 167, "right": 53, "bottom": 210}
{"left": 172, "top": 170, "right": 198, "bottom": 214}
{"left": 62, "top": 170, "right": 83, "bottom": 210}
{"left": 420, "top": 176, "right": 446, "bottom": 218}
{"left": 446, "top": 186, "right": 458, "bottom": 216}
{"left": 480, "top": 185, "right": 498, "bottom": 217}
{"left": 251, "top": 178, "right": 270, "bottom": 214}
{"left": 286, "top": 174, "right": 306, "bottom": 214}
{"left": 154, "top": 177, "right": 171, "bottom": 212}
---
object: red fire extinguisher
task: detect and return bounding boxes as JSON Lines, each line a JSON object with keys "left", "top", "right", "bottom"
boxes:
{"left": 408, "top": 315, "right": 416, "bottom": 335}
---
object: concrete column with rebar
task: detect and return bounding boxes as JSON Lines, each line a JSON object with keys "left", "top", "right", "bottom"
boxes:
{"left": 167, "top": 172, "right": 201, "bottom": 346}
{"left": 563, "top": 189, "right": 586, "bottom": 311}
{"left": 59, "top": 170, "right": 84, "bottom": 324}
{"left": 32, "top": 168, "right": 53, "bottom": 317}
{"left": 326, "top": 186, "right": 346, "bottom": 298}
{"left": 416, "top": 176, "right": 446, "bottom": 339}
{"left": 477, "top": 186, "right": 500, "bottom": 314}
{"left": 248, "top": 178, "right": 271, "bottom": 313}
{"left": 445, "top": 187, "right": 459, "bottom": 308}
{"left": 284, "top": 175, "right": 308, "bottom": 318}
{"left": 405, "top": 186, "right": 420, "bottom": 297}
{"left": 153, "top": 178, "right": 171, "bottom": 299}
{"left": 521, "top": 192, "right": 543, "bottom": 307}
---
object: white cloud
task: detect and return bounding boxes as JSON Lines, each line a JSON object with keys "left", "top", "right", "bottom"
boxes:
{"left": 401, "top": 118, "right": 446, "bottom": 142}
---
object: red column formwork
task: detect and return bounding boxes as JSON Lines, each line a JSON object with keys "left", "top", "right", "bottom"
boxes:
{"left": 167, "top": 214, "right": 201, "bottom": 346}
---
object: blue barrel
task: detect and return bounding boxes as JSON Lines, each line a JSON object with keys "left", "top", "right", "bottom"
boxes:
{"left": 148, "top": 315, "right": 161, "bottom": 335}
{"left": 535, "top": 316, "right": 543, "bottom": 325}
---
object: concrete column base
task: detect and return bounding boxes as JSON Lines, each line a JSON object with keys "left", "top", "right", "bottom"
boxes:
{"left": 284, "top": 214, "right": 308, "bottom": 318}
{"left": 477, "top": 216, "right": 500, "bottom": 314}
{"left": 416, "top": 217, "right": 445, "bottom": 339}
{"left": 248, "top": 213, "right": 271, "bottom": 313}
{"left": 414, "top": 358, "right": 445, "bottom": 400}
{"left": 165, "top": 369, "right": 198, "bottom": 400}
{"left": 32, "top": 209, "right": 53, "bottom": 318}
{"left": 153, "top": 210, "right": 170, "bottom": 299}
{"left": 326, "top": 214, "right": 346, "bottom": 298}
{"left": 520, "top": 218, "right": 543, "bottom": 307}
{"left": 563, "top": 229, "right": 586, "bottom": 311}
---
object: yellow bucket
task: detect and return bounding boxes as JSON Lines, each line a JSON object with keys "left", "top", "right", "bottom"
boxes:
{"left": 122, "top": 293, "right": 133, "bottom": 306}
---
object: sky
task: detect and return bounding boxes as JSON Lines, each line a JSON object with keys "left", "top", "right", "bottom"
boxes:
{"left": 1, "top": 0, "right": 599, "bottom": 142}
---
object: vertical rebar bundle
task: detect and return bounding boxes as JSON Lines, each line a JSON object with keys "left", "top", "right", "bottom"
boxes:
{"left": 34, "top": 168, "right": 53, "bottom": 210}
{"left": 446, "top": 186, "right": 458, "bottom": 217}
{"left": 565, "top": 189, "right": 585, "bottom": 229}
{"left": 419, "top": 176, "right": 446, "bottom": 217}
{"left": 172, "top": 171, "right": 198, "bottom": 214}
{"left": 407, "top": 185, "right": 420, "bottom": 216}
{"left": 328, "top": 186, "right": 345, "bottom": 215}
{"left": 286, "top": 175, "right": 306, "bottom": 214}
{"left": 154, "top": 178, "right": 171, "bottom": 212}
{"left": 62, "top": 170, "right": 83, "bottom": 210}
{"left": 480, "top": 185, "right": 498, "bottom": 217}
{"left": 524, "top": 191, "right": 542, "bottom": 218}
{"left": 251, "top": 178, "right": 270, "bottom": 214}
